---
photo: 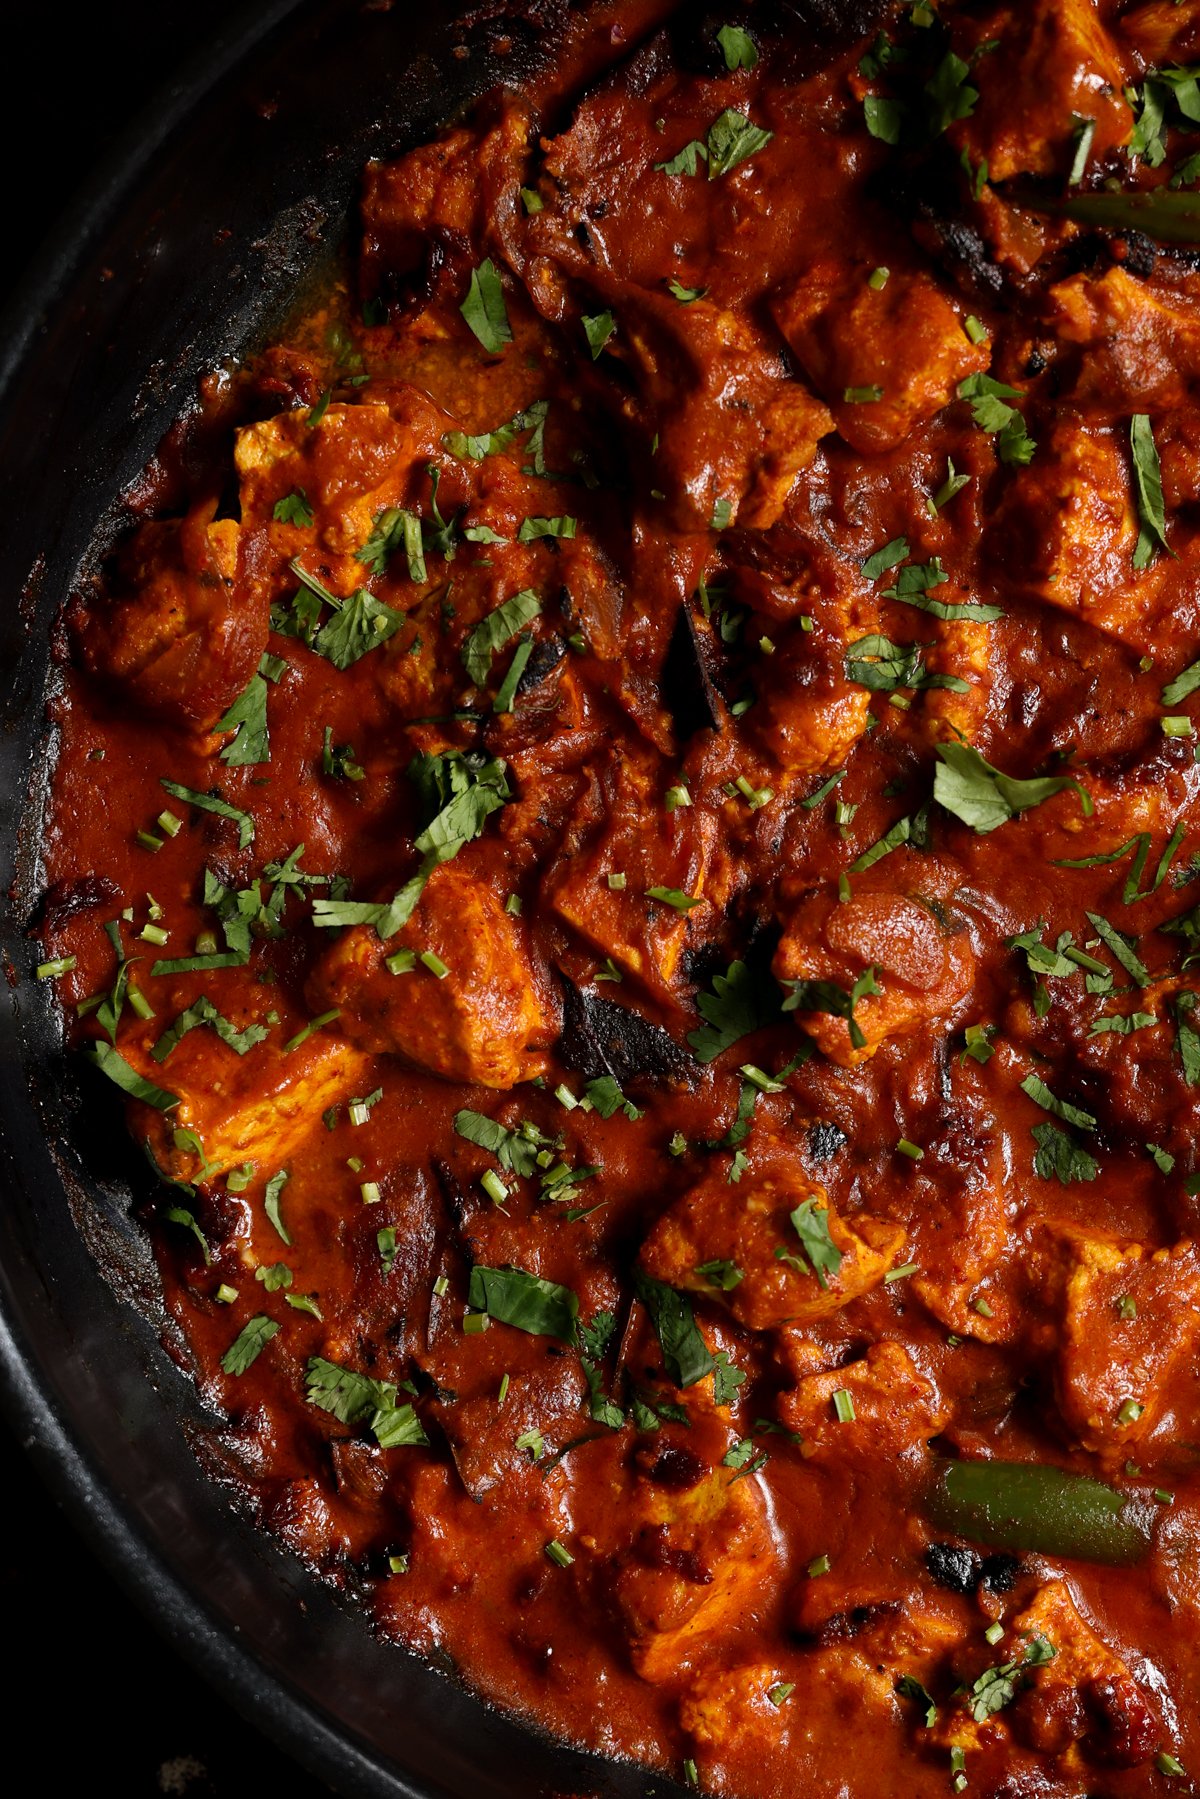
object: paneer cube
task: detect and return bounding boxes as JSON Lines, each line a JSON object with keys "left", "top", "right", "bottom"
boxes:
{"left": 639, "top": 1157, "right": 904, "bottom": 1331}
{"left": 773, "top": 266, "right": 987, "bottom": 455}
{"left": 132, "top": 1026, "right": 371, "bottom": 1185}
{"left": 949, "top": 1, "right": 1131, "bottom": 182}
{"left": 613, "top": 1419, "right": 775, "bottom": 1681}
{"left": 307, "top": 862, "right": 550, "bottom": 1088}
{"left": 780, "top": 1340, "right": 947, "bottom": 1461}
{"left": 774, "top": 886, "right": 975, "bottom": 1068}
{"left": 1047, "top": 267, "right": 1200, "bottom": 416}
{"left": 1045, "top": 1224, "right": 1200, "bottom": 1455}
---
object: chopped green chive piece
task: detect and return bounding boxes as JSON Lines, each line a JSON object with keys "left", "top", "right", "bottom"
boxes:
{"left": 136, "top": 829, "right": 163, "bottom": 852}
{"left": 388, "top": 1552, "right": 410, "bottom": 1574}
{"left": 984, "top": 1621, "right": 1004, "bottom": 1645}
{"left": 884, "top": 1262, "right": 918, "bottom": 1283}
{"left": 386, "top": 949, "right": 416, "bottom": 975}
{"left": 607, "top": 871, "right": 626, "bottom": 890}
{"left": 807, "top": 1553, "right": 831, "bottom": 1577}
{"left": 283, "top": 1008, "right": 341, "bottom": 1053}
{"left": 897, "top": 1138, "right": 924, "bottom": 1161}
{"left": 480, "top": 1168, "right": 509, "bottom": 1207}
{"left": 832, "top": 1388, "right": 856, "bottom": 1423}
{"left": 36, "top": 957, "right": 76, "bottom": 979}
{"left": 544, "top": 1539, "right": 574, "bottom": 1568}
{"left": 360, "top": 1180, "right": 381, "bottom": 1205}
{"left": 215, "top": 1284, "right": 239, "bottom": 1304}
{"left": 1117, "top": 1398, "right": 1144, "bottom": 1426}
{"left": 139, "top": 923, "right": 169, "bottom": 946}
{"left": 555, "top": 1083, "right": 579, "bottom": 1110}
{"left": 1157, "top": 1752, "right": 1186, "bottom": 1777}
{"left": 844, "top": 384, "right": 884, "bottom": 403}
{"left": 665, "top": 783, "right": 692, "bottom": 810}
{"left": 463, "top": 1311, "right": 490, "bottom": 1334}
{"left": 1162, "top": 715, "right": 1195, "bottom": 737}
{"left": 419, "top": 950, "right": 450, "bottom": 979}
{"left": 868, "top": 266, "right": 890, "bottom": 290}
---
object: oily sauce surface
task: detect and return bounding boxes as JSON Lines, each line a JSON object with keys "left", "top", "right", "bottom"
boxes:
{"left": 36, "top": 2, "right": 1200, "bottom": 1793}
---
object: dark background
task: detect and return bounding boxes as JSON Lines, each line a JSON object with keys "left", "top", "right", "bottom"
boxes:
{"left": 2, "top": 4, "right": 333, "bottom": 1793}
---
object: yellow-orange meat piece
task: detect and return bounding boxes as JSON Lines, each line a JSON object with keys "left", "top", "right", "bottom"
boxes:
{"left": 307, "top": 863, "right": 549, "bottom": 1088}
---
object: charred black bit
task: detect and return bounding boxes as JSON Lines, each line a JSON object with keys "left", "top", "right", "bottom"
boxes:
{"left": 559, "top": 977, "right": 695, "bottom": 1084}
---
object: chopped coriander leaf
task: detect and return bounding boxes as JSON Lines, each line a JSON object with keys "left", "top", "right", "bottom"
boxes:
{"left": 84, "top": 1041, "right": 179, "bottom": 1111}
{"left": 467, "top": 1264, "right": 580, "bottom": 1340}
{"left": 255, "top": 1261, "right": 293, "bottom": 1292}
{"left": 931, "top": 459, "right": 972, "bottom": 511}
{"left": 518, "top": 514, "right": 577, "bottom": 543}
{"left": 883, "top": 556, "right": 1004, "bottom": 622}
{"left": 896, "top": 1674, "right": 938, "bottom": 1728}
{"left": 695, "top": 1258, "right": 744, "bottom": 1291}
{"left": 583, "top": 1074, "right": 643, "bottom": 1120}
{"left": 1176, "top": 992, "right": 1200, "bottom": 1084}
{"left": 264, "top": 1168, "right": 292, "bottom": 1245}
{"left": 716, "top": 23, "right": 758, "bottom": 69}
{"left": 583, "top": 310, "right": 616, "bottom": 359}
{"left": 273, "top": 488, "right": 314, "bottom": 527}
{"left": 216, "top": 655, "right": 283, "bottom": 767}
{"left": 160, "top": 779, "right": 255, "bottom": 849}
{"left": 1130, "top": 413, "right": 1172, "bottom": 569}
{"left": 152, "top": 996, "right": 269, "bottom": 1062}
{"left": 957, "top": 372, "right": 1036, "bottom": 464}
{"left": 1163, "top": 659, "right": 1200, "bottom": 707}
{"left": 442, "top": 399, "right": 549, "bottom": 465}
{"left": 357, "top": 506, "right": 426, "bottom": 580}
{"left": 634, "top": 1271, "right": 717, "bottom": 1387}
{"left": 782, "top": 966, "right": 881, "bottom": 1051}
{"left": 1069, "top": 115, "right": 1096, "bottom": 186}
{"left": 844, "top": 384, "right": 884, "bottom": 404}
{"left": 315, "top": 586, "right": 406, "bottom": 669}
{"left": 712, "top": 1350, "right": 746, "bottom": 1406}
{"left": 460, "top": 258, "right": 512, "bottom": 354}
{"left": 305, "top": 1356, "right": 428, "bottom": 1447}
{"left": 655, "top": 139, "right": 708, "bottom": 176}
{"left": 934, "top": 741, "right": 1091, "bottom": 834}
{"left": 493, "top": 636, "right": 534, "bottom": 714}
{"left": 221, "top": 1315, "right": 280, "bottom": 1376}
{"left": 1022, "top": 1074, "right": 1097, "bottom": 1132}
{"left": 164, "top": 1206, "right": 212, "bottom": 1265}
{"left": 864, "top": 95, "right": 904, "bottom": 144}
{"left": 321, "top": 726, "right": 364, "bottom": 783}
{"left": 282, "top": 1008, "right": 340, "bottom": 1054}
{"left": 862, "top": 537, "right": 909, "bottom": 581}
{"left": 706, "top": 108, "right": 774, "bottom": 178}
{"left": 786, "top": 1199, "right": 843, "bottom": 1291}
{"left": 462, "top": 590, "right": 541, "bottom": 686}
{"left": 668, "top": 278, "right": 708, "bottom": 303}
{"left": 802, "top": 769, "right": 847, "bottom": 809}
{"left": 1086, "top": 911, "right": 1150, "bottom": 986}
{"left": 453, "top": 1108, "right": 551, "bottom": 1176}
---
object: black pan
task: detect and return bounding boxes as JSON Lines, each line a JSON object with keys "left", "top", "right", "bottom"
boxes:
{"left": 0, "top": 3, "right": 885, "bottom": 1793}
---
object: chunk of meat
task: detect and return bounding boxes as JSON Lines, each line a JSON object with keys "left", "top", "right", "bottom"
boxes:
{"left": 74, "top": 503, "right": 262, "bottom": 733}
{"left": 780, "top": 1340, "right": 947, "bottom": 1462}
{"left": 1005, "top": 1581, "right": 1158, "bottom": 1767}
{"left": 235, "top": 389, "right": 457, "bottom": 606}
{"left": 1072, "top": 974, "right": 1200, "bottom": 1166}
{"left": 360, "top": 106, "right": 532, "bottom": 295}
{"left": 597, "top": 295, "right": 833, "bottom": 533}
{"left": 307, "top": 863, "right": 550, "bottom": 1088}
{"left": 1047, "top": 267, "right": 1200, "bottom": 416}
{"left": 679, "top": 1661, "right": 791, "bottom": 1759}
{"left": 773, "top": 265, "right": 987, "bottom": 455}
{"left": 639, "top": 1157, "right": 904, "bottom": 1331}
{"left": 130, "top": 1024, "right": 371, "bottom": 1186}
{"left": 545, "top": 759, "right": 717, "bottom": 999}
{"left": 1043, "top": 1223, "right": 1200, "bottom": 1456}
{"left": 748, "top": 629, "right": 872, "bottom": 781}
{"left": 948, "top": 1, "right": 1132, "bottom": 182}
{"left": 909, "top": 1116, "right": 1014, "bottom": 1343}
{"left": 612, "top": 1413, "right": 775, "bottom": 1681}
{"left": 988, "top": 420, "right": 1168, "bottom": 651}
{"left": 774, "top": 886, "right": 975, "bottom": 1068}
{"left": 1120, "top": 0, "right": 1200, "bottom": 64}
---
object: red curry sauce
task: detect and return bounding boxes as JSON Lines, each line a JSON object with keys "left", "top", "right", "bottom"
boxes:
{"left": 35, "top": 1, "right": 1200, "bottom": 1792}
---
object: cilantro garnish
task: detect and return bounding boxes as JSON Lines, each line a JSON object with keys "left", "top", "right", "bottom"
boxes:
{"left": 861, "top": 537, "right": 909, "bottom": 581}
{"left": 272, "top": 489, "right": 313, "bottom": 528}
{"left": 264, "top": 1168, "right": 291, "bottom": 1245}
{"left": 161, "top": 779, "right": 255, "bottom": 850}
{"left": 782, "top": 966, "right": 881, "bottom": 1051}
{"left": 1031, "top": 1122, "right": 1099, "bottom": 1185}
{"left": 453, "top": 1109, "right": 552, "bottom": 1177}
{"left": 467, "top": 1265, "right": 580, "bottom": 1341}
{"left": 1021, "top": 1073, "right": 1097, "bottom": 1132}
{"left": 706, "top": 109, "right": 774, "bottom": 178}
{"left": 460, "top": 258, "right": 512, "bottom": 354}
{"left": 305, "top": 1356, "right": 428, "bottom": 1447}
{"left": 215, "top": 654, "right": 284, "bottom": 768}
{"left": 462, "top": 591, "right": 541, "bottom": 686}
{"left": 958, "top": 373, "right": 1036, "bottom": 465}
{"left": 687, "top": 959, "right": 779, "bottom": 1064}
{"left": 1130, "top": 413, "right": 1171, "bottom": 569}
{"left": 517, "top": 515, "right": 577, "bottom": 543}
{"left": 717, "top": 24, "right": 758, "bottom": 70}
{"left": 443, "top": 399, "right": 549, "bottom": 466}
{"left": 151, "top": 996, "right": 269, "bottom": 1062}
{"left": 583, "top": 311, "right": 616, "bottom": 359}
{"left": 933, "top": 742, "right": 1091, "bottom": 834}
{"left": 655, "top": 140, "right": 708, "bottom": 177}
{"left": 221, "top": 1315, "right": 280, "bottom": 1376}
{"left": 844, "top": 633, "right": 969, "bottom": 694}
{"left": 634, "top": 1271, "right": 717, "bottom": 1387}
{"left": 780, "top": 1198, "right": 843, "bottom": 1291}
{"left": 84, "top": 1041, "right": 179, "bottom": 1111}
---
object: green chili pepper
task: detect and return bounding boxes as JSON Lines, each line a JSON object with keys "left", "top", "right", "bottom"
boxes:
{"left": 926, "top": 1461, "right": 1151, "bottom": 1566}
{"left": 1008, "top": 186, "right": 1200, "bottom": 246}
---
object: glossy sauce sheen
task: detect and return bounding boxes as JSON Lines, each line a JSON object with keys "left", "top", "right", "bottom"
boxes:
{"left": 38, "top": 2, "right": 1200, "bottom": 1793}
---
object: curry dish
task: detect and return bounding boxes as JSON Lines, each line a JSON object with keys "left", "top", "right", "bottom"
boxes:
{"left": 34, "top": 0, "right": 1200, "bottom": 1792}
